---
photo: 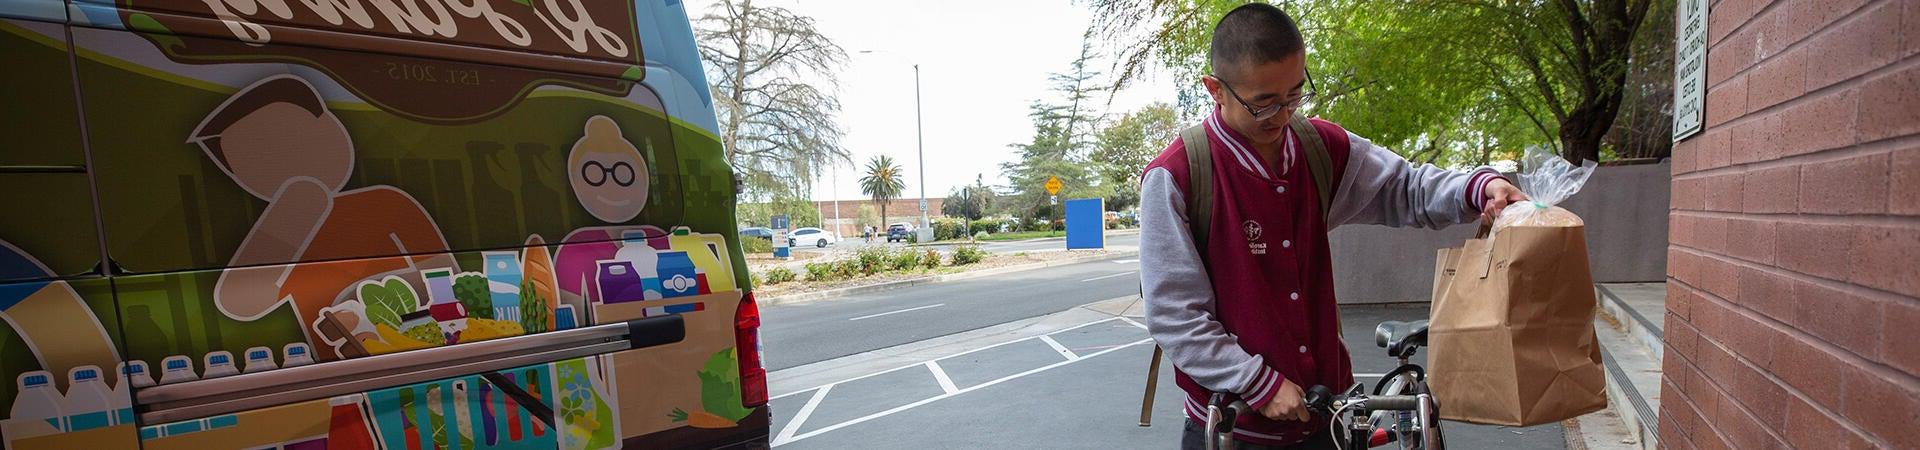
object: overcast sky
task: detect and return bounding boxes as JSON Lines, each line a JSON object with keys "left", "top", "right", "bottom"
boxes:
{"left": 683, "top": 0, "right": 1182, "bottom": 210}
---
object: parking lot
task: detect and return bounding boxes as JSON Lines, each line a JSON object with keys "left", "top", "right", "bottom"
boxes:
{"left": 764, "top": 301, "right": 1573, "bottom": 448}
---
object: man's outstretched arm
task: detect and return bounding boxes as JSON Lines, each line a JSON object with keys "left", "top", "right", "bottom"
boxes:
{"left": 1324, "top": 132, "right": 1522, "bottom": 228}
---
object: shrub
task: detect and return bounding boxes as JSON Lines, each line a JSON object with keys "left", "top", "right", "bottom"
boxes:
{"left": 741, "top": 237, "right": 773, "bottom": 254}
{"left": 889, "top": 249, "right": 922, "bottom": 271}
{"left": 969, "top": 219, "right": 1005, "bottom": 235}
{"left": 832, "top": 258, "right": 861, "bottom": 279}
{"left": 922, "top": 249, "right": 942, "bottom": 269}
{"left": 952, "top": 245, "right": 987, "bottom": 265}
{"left": 974, "top": 231, "right": 990, "bottom": 240}
{"left": 804, "top": 262, "right": 835, "bottom": 281}
{"left": 855, "top": 247, "right": 889, "bottom": 275}
{"left": 933, "top": 219, "right": 968, "bottom": 241}
{"left": 764, "top": 267, "right": 796, "bottom": 284}
{"left": 750, "top": 272, "right": 764, "bottom": 288}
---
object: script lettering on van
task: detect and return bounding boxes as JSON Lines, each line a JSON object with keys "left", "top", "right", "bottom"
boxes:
{"left": 133, "top": 0, "right": 640, "bottom": 63}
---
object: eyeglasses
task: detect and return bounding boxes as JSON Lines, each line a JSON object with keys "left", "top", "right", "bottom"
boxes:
{"left": 581, "top": 161, "right": 636, "bottom": 186}
{"left": 1214, "top": 68, "right": 1317, "bottom": 121}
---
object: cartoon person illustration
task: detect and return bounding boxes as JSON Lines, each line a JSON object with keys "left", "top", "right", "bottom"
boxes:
{"left": 191, "top": 75, "right": 457, "bottom": 360}
{"left": 551, "top": 116, "right": 667, "bottom": 311}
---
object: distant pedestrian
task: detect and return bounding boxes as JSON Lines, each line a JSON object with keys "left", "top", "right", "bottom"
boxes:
{"left": 1138, "top": 4, "right": 1529, "bottom": 449}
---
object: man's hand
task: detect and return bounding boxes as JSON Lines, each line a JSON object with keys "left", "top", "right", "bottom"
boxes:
{"left": 1258, "top": 378, "right": 1312, "bottom": 422}
{"left": 1480, "top": 177, "right": 1529, "bottom": 222}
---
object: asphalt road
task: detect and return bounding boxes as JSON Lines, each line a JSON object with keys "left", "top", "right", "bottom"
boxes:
{"left": 760, "top": 257, "right": 1143, "bottom": 371}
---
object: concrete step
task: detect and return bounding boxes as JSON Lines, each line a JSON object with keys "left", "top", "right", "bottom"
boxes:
{"left": 1596, "top": 304, "right": 1664, "bottom": 450}
{"left": 1596, "top": 283, "right": 1665, "bottom": 362}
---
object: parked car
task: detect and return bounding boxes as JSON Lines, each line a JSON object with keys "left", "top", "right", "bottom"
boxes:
{"left": 787, "top": 227, "right": 838, "bottom": 248}
{"left": 887, "top": 224, "right": 912, "bottom": 243}
{"left": 739, "top": 227, "right": 773, "bottom": 241}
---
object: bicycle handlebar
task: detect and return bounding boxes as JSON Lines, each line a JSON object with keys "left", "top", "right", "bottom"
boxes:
{"left": 1362, "top": 395, "right": 1421, "bottom": 411}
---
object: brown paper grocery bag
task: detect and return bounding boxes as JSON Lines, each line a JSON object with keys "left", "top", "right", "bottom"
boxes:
{"left": 1427, "top": 223, "right": 1606, "bottom": 426}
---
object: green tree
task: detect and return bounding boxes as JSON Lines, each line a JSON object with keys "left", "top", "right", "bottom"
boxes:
{"left": 1001, "top": 42, "right": 1108, "bottom": 221}
{"left": 736, "top": 196, "right": 821, "bottom": 228}
{"left": 942, "top": 175, "right": 998, "bottom": 221}
{"left": 1087, "top": 0, "right": 1658, "bottom": 164}
{"left": 859, "top": 155, "right": 907, "bottom": 227}
{"left": 1093, "top": 103, "right": 1178, "bottom": 211}
{"left": 856, "top": 204, "right": 881, "bottom": 232}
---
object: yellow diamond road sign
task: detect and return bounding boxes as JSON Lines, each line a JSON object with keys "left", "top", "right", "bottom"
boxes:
{"left": 1045, "top": 176, "right": 1062, "bottom": 195}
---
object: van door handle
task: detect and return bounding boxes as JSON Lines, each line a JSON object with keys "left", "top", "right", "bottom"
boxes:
{"left": 136, "top": 315, "right": 686, "bottom": 424}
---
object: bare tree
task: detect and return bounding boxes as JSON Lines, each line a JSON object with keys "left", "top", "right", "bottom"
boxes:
{"left": 697, "top": 0, "right": 850, "bottom": 198}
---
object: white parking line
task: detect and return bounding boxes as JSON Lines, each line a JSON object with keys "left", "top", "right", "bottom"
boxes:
{"left": 772, "top": 384, "right": 832, "bottom": 446}
{"left": 926, "top": 361, "right": 959, "bottom": 395}
{"left": 1079, "top": 272, "right": 1135, "bottom": 282}
{"left": 847, "top": 303, "right": 946, "bottom": 321}
{"left": 778, "top": 337, "right": 1156, "bottom": 446}
{"left": 1112, "top": 259, "right": 1140, "bottom": 264}
{"left": 1037, "top": 335, "right": 1079, "bottom": 361}
{"left": 1117, "top": 316, "right": 1149, "bottom": 330}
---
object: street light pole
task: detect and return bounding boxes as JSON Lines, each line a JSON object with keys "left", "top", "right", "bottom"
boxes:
{"left": 913, "top": 64, "right": 929, "bottom": 242}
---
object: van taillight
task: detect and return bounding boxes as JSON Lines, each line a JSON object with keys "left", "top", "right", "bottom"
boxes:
{"left": 735, "top": 291, "right": 767, "bottom": 407}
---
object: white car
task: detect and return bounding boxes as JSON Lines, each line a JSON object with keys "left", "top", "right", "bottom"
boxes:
{"left": 787, "top": 227, "right": 839, "bottom": 248}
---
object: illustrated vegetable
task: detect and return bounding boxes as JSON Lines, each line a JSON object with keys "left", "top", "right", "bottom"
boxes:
{"left": 360, "top": 276, "right": 419, "bottom": 329}
{"left": 669, "top": 408, "right": 737, "bottom": 429}
{"left": 519, "top": 279, "right": 550, "bottom": 334}
{"left": 452, "top": 274, "right": 495, "bottom": 319}
{"left": 697, "top": 348, "right": 755, "bottom": 423}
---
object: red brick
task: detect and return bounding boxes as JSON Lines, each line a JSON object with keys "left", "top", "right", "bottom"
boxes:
{"left": 1840, "top": 366, "right": 1920, "bottom": 446}
{"left": 1732, "top": 359, "right": 1791, "bottom": 430}
{"left": 1785, "top": 394, "right": 1873, "bottom": 450}
{"left": 1747, "top": 45, "right": 1806, "bottom": 111}
{"left": 1777, "top": 0, "right": 1874, "bottom": 50}
{"left": 1710, "top": 26, "right": 1759, "bottom": 88}
{"left": 1800, "top": 152, "right": 1889, "bottom": 214}
{"left": 1736, "top": 263, "right": 1791, "bottom": 319}
{"left": 1698, "top": 253, "right": 1742, "bottom": 300}
{"left": 1775, "top": 221, "right": 1855, "bottom": 280}
{"left": 1849, "top": 225, "right": 1920, "bottom": 298}
{"left": 1724, "top": 306, "right": 1780, "bottom": 366}
{"left": 1709, "top": 0, "right": 1770, "bottom": 47}
{"left": 1804, "top": 2, "right": 1905, "bottom": 91}
{"left": 1771, "top": 336, "right": 1845, "bottom": 409}
{"left": 1791, "top": 279, "right": 1884, "bottom": 361}
{"left": 1907, "top": 0, "right": 1919, "bottom": 58}
{"left": 1670, "top": 283, "right": 1696, "bottom": 321}
{"left": 1674, "top": 137, "right": 1699, "bottom": 174}
{"left": 1699, "top": 216, "right": 1730, "bottom": 254}
{"left": 1671, "top": 214, "right": 1697, "bottom": 249}
{"left": 1886, "top": 300, "right": 1920, "bottom": 375}
{"left": 1726, "top": 218, "right": 1778, "bottom": 264}
{"left": 1714, "top": 387, "right": 1786, "bottom": 449}
{"left": 1669, "top": 312, "right": 1703, "bottom": 359}
{"left": 1741, "top": 163, "right": 1800, "bottom": 213}
{"left": 1704, "top": 173, "right": 1746, "bottom": 212}
{"left": 1782, "top": 88, "right": 1860, "bottom": 156}
{"left": 1706, "top": 75, "right": 1749, "bottom": 130}
{"left": 1857, "top": 62, "right": 1920, "bottom": 143}
{"left": 1672, "top": 247, "right": 1702, "bottom": 285}
{"left": 1894, "top": 148, "right": 1920, "bottom": 215}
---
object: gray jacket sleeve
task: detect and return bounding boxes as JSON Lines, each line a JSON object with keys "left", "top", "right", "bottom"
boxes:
{"left": 1325, "top": 131, "right": 1500, "bottom": 229}
{"left": 1139, "top": 167, "right": 1286, "bottom": 404}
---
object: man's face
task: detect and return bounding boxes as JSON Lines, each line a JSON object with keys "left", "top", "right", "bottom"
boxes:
{"left": 1203, "top": 53, "right": 1309, "bottom": 146}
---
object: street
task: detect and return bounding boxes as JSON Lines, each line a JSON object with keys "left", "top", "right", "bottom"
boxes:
{"left": 757, "top": 250, "right": 1573, "bottom": 449}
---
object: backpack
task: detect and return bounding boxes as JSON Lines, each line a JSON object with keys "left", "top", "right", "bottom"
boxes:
{"left": 1178, "top": 115, "right": 1338, "bottom": 251}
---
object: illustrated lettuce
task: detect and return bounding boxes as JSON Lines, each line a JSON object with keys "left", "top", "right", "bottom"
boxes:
{"left": 697, "top": 348, "right": 754, "bottom": 422}
{"left": 360, "top": 276, "right": 419, "bottom": 329}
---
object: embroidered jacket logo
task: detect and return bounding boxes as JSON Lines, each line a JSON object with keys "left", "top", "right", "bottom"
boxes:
{"left": 1243, "top": 220, "right": 1268, "bottom": 255}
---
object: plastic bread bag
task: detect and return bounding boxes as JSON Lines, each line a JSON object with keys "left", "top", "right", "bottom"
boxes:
{"left": 1494, "top": 146, "right": 1598, "bottom": 229}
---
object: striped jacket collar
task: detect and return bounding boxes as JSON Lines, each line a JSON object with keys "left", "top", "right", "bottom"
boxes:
{"left": 1204, "top": 106, "right": 1296, "bottom": 180}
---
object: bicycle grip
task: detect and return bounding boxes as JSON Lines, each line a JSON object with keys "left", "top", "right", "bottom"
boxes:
{"left": 1366, "top": 395, "right": 1421, "bottom": 411}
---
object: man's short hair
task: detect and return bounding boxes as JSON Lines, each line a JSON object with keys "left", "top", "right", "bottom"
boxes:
{"left": 1209, "top": 3, "right": 1304, "bottom": 75}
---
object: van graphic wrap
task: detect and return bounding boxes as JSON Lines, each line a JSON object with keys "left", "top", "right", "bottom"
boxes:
{"left": 1, "top": 0, "right": 762, "bottom": 446}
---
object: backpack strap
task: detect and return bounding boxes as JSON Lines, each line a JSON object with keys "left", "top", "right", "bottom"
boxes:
{"left": 1289, "top": 115, "right": 1335, "bottom": 227}
{"left": 1179, "top": 124, "right": 1214, "bottom": 253}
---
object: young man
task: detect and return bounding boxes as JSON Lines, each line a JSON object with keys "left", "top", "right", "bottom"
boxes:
{"left": 1139, "top": 4, "right": 1527, "bottom": 449}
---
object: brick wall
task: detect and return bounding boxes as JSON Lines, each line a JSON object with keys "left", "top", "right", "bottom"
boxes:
{"left": 1662, "top": 0, "right": 1919, "bottom": 448}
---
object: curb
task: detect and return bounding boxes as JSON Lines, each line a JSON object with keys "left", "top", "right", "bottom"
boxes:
{"left": 761, "top": 250, "right": 1140, "bottom": 307}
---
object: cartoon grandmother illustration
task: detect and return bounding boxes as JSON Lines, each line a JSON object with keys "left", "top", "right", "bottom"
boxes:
{"left": 551, "top": 115, "right": 671, "bottom": 312}
{"left": 191, "top": 75, "right": 457, "bottom": 360}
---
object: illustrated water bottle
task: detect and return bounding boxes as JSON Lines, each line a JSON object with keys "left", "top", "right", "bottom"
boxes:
{"left": 11, "top": 371, "right": 66, "bottom": 432}
{"left": 616, "top": 230, "right": 661, "bottom": 280}
{"left": 158, "top": 355, "right": 199, "bottom": 385}
{"left": 283, "top": 343, "right": 315, "bottom": 368}
{"left": 202, "top": 351, "right": 239, "bottom": 379}
{"left": 121, "top": 360, "right": 156, "bottom": 389}
{"left": 63, "top": 366, "right": 114, "bottom": 431}
{"left": 242, "top": 346, "right": 278, "bottom": 374}
{"left": 110, "top": 362, "right": 139, "bottom": 425}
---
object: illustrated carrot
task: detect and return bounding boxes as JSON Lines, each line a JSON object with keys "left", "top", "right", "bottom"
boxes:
{"left": 669, "top": 408, "right": 738, "bottom": 429}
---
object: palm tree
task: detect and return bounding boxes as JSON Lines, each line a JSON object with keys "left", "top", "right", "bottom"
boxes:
{"left": 859, "top": 155, "right": 907, "bottom": 229}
